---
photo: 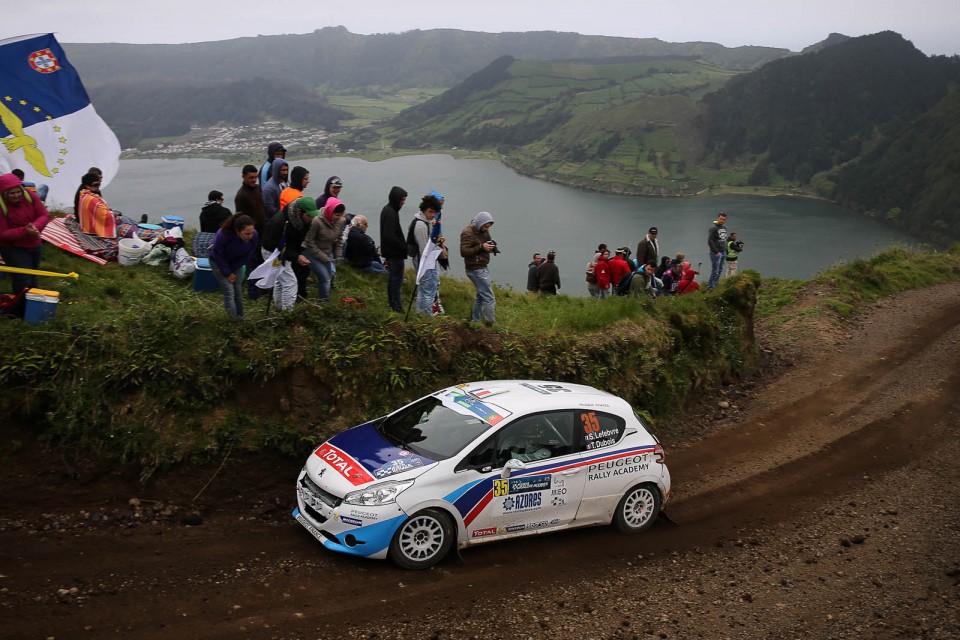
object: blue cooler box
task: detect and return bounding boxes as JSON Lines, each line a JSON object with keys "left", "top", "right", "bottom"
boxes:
{"left": 24, "top": 288, "right": 60, "bottom": 324}
{"left": 194, "top": 258, "right": 218, "bottom": 292}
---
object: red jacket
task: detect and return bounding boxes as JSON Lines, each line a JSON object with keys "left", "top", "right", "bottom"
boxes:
{"left": 0, "top": 173, "right": 50, "bottom": 250}
{"left": 609, "top": 255, "right": 632, "bottom": 287}
{"left": 676, "top": 269, "right": 700, "bottom": 295}
{"left": 595, "top": 256, "right": 612, "bottom": 290}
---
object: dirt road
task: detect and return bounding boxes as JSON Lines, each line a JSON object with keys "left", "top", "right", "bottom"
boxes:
{"left": 2, "top": 283, "right": 958, "bottom": 639}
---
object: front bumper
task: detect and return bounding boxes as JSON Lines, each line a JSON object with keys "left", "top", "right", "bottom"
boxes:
{"left": 293, "top": 468, "right": 406, "bottom": 560}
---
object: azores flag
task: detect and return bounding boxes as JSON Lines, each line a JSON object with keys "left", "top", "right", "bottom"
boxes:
{"left": 0, "top": 33, "right": 120, "bottom": 209}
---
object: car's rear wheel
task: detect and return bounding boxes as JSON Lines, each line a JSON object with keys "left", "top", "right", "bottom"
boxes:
{"left": 388, "top": 508, "right": 454, "bottom": 570}
{"left": 613, "top": 483, "right": 661, "bottom": 533}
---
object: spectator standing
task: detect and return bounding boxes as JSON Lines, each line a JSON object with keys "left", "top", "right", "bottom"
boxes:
{"left": 343, "top": 215, "right": 386, "bottom": 275}
{"left": 260, "top": 196, "right": 319, "bottom": 311}
{"left": 194, "top": 190, "right": 231, "bottom": 258}
{"left": 316, "top": 176, "right": 343, "bottom": 210}
{"left": 410, "top": 194, "right": 445, "bottom": 316}
{"left": 609, "top": 247, "right": 632, "bottom": 289}
{"left": 261, "top": 158, "right": 289, "bottom": 220}
{"left": 595, "top": 248, "right": 613, "bottom": 299}
{"left": 0, "top": 173, "right": 50, "bottom": 294}
{"left": 538, "top": 250, "right": 560, "bottom": 294}
{"left": 460, "top": 211, "right": 497, "bottom": 324}
{"left": 379, "top": 186, "right": 408, "bottom": 313}
{"left": 234, "top": 164, "right": 268, "bottom": 300}
{"left": 707, "top": 212, "right": 728, "bottom": 290}
{"left": 726, "top": 232, "right": 744, "bottom": 277}
{"left": 209, "top": 214, "right": 258, "bottom": 321}
{"left": 258, "top": 142, "right": 285, "bottom": 188}
{"left": 636, "top": 227, "right": 660, "bottom": 267}
{"left": 527, "top": 253, "right": 543, "bottom": 293}
{"left": 280, "top": 167, "right": 310, "bottom": 213}
{"left": 303, "top": 197, "right": 345, "bottom": 303}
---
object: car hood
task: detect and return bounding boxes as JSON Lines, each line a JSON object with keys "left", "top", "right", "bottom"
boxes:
{"left": 306, "top": 422, "right": 437, "bottom": 495}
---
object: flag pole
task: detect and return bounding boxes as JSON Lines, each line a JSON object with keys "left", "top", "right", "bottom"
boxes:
{"left": 0, "top": 265, "right": 79, "bottom": 279}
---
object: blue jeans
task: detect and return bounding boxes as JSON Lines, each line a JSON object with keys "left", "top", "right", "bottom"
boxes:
{"left": 416, "top": 267, "right": 439, "bottom": 316}
{"left": 359, "top": 262, "right": 387, "bottom": 275}
{"left": 708, "top": 251, "right": 726, "bottom": 290}
{"left": 211, "top": 262, "right": 245, "bottom": 320}
{"left": 386, "top": 258, "right": 405, "bottom": 312}
{"left": 466, "top": 267, "right": 496, "bottom": 323}
{"left": 0, "top": 245, "right": 42, "bottom": 294}
{"left": 307, "top": 253, "right": 334, "bottom": 302}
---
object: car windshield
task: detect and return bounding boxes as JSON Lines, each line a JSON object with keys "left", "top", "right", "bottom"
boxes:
{"left": 377, "top": 396, "right": 493, "bottom": 460}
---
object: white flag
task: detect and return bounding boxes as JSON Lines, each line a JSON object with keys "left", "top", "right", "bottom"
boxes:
{"left": 0, "top": 33, "right": 121, "bottom": 210}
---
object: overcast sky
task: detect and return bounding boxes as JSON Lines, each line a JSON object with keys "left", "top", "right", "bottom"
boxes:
{"left": 2, "top": 0, "right": 956, "bottom": 56}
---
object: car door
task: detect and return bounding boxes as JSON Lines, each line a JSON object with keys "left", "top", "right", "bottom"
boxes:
{"left": 453, "top": 411, "right": 587, "bottom": 539}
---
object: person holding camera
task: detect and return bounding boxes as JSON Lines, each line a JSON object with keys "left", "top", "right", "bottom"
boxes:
{"left": 725, "top": 232, "right": 745, "bottom": 277}
{"left": 460, "top": 211, "right": 498, "bottom": 324}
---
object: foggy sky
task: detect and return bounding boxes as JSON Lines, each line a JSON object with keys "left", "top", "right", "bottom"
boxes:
{"left": 3, "top": 0, "right": 957, "bottom": 56}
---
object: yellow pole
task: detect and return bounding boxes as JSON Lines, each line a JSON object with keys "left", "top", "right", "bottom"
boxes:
{"left": 0, "top": 265, "right": 79, "bottom": 279}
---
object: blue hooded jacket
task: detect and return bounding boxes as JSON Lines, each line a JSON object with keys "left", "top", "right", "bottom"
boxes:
{"left": 261, "top": 158, "right": 289, "bottom": 219}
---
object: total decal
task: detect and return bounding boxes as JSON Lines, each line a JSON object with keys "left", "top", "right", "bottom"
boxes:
{"left": 587, "top": 453, "right": 650, "bottom": 481}
{"left": 471, "top": 527, "right": 498, "bottom": 539}
{"left": 314, "top": 443, "right": 375, "bottom": 485}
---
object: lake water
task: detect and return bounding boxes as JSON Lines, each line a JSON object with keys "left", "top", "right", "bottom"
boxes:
{"left": 102, "top": 155, "right": 911, "bottom": 294}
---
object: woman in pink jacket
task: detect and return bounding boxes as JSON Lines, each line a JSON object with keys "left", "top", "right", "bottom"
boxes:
{"left": 0, "top": 173, "right": 50, "bottom": 294}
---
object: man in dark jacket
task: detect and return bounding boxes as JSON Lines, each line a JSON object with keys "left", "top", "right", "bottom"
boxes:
{"left": 235, "top": 164, "right": 268, "bottom": 299}
{"left": 526, "top": 253, "right": 542, "bottom": 293}
{"left": 344, "top": 215, "right": 386, "bottom": 275}
{"left": 538, "top": 250, "right": 561, "bottom": 294}
{"left": 707, "top": 212, "right": 728, "bottom": 291}
{"left": 636, "top": 227, "right": 659, "bottom": 268}
{"left": 379, "top": 186, "right": 408, "bottom": 312}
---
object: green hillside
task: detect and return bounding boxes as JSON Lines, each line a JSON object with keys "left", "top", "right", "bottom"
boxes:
{"left": 361, "top": 54, "right": 739, "bottom": 195}
{"left": 830, "top": 90, "right": 960, "bottom": 244}
{"left": 65, "top": 27, "right": 788, "bottom": 91}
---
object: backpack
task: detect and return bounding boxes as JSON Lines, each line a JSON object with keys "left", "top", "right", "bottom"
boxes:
{"left": 406, "top": 218, "right": 427, "bottom": 259}
{"left": 615, "top": 271, "right": 636, "bottom": 296}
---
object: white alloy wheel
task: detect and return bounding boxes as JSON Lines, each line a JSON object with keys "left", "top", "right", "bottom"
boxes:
{"left": 613, "top": 483, "right": 661, "bottom": 533}
{"left": 389, "top": 509, "right": 453, "bottom": 569}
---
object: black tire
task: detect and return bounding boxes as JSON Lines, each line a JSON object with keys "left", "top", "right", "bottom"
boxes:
{"left": 388, "top": 508, "right": 454, "bottom": 570}
{"left": 613, "top": 483, "right": 661, "bottom": 533}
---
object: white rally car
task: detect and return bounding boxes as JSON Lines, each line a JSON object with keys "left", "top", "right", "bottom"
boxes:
{"left": 293, "top": 380, "right": 670, "bottom": 569}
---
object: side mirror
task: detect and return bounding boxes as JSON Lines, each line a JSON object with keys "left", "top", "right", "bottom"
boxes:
{"left": 501, "top": 458, "right": 525, "bottom": 479}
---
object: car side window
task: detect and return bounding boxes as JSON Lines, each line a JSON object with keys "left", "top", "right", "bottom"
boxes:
{"left": 577, "top": 410, "right": 626, "bottom": 451}
{"left": 494, "top": 411, "right": 577, "bottom": 467}
{"left": 455, "top": 435, "right": 496, "bottom": 473}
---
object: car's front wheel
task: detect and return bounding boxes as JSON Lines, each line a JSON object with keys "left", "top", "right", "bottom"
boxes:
{"left": 613, "top": 483, "right": 661, "bottom": 533}
{"left": 388, "top": 508, "right": 454, "bottom": 569}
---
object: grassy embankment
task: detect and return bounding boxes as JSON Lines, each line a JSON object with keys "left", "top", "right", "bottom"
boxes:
{"left": 2, "top": 220, "right": 957, "bottom": 479}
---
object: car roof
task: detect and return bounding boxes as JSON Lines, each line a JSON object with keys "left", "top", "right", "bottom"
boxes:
{"left": 437, "top": 380, "right": 628, "bottom": 418}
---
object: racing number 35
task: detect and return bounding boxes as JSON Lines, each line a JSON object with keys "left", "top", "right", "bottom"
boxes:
{"left": 580, "top": 411, "right": 600, "bottom": 434}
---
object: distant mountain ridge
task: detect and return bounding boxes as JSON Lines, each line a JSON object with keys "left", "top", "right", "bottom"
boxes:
{"left": 64, "top": 26, "right": 791, "bottom": 90}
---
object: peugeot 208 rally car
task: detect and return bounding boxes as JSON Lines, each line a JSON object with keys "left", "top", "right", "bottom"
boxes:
{"left": 293, "top": 380, "right": 670, "bottom": 569}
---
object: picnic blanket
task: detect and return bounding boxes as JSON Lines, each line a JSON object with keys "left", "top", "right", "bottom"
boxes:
{"left": 40, "top": 216, "right": 111, "bottom": 265}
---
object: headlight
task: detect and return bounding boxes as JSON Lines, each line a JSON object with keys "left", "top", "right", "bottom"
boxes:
{"left": 343, "top": 480, "right": 415, "bottom": 506}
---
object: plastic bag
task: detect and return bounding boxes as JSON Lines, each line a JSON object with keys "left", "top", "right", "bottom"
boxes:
{"left": 170, "top": 247, "right": 196, "bottom": 278}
